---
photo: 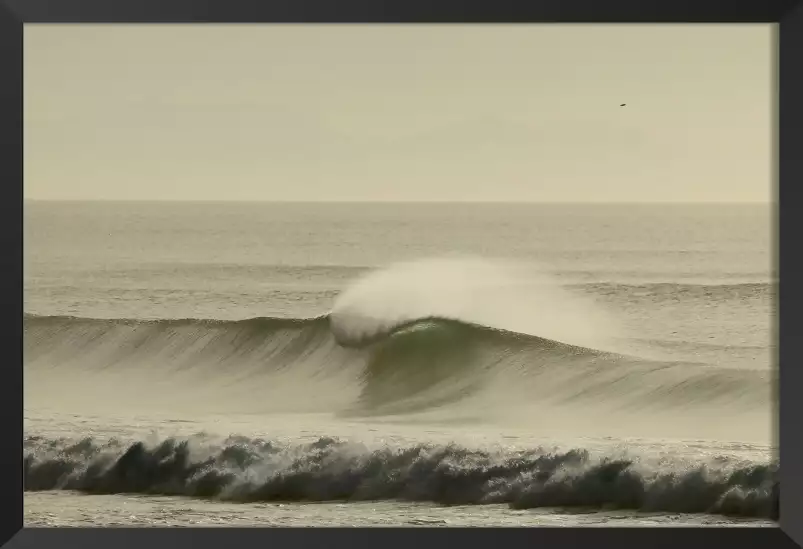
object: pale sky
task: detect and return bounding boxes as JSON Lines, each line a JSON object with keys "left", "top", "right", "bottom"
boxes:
{"left": 24, "top": 24, "right": 774, "bottom": 202}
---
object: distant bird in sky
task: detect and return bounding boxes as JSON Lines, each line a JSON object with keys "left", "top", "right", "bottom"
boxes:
{"left": 620, "top": 103, "right": 627, "bottom": 107}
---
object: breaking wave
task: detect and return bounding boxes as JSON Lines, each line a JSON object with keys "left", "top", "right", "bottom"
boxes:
{"left": 24, "top": 258, "right": 772, "bottom": 442}
{"left": 23, "top": 434, "right": 779, "bottom": 520}
{"left": 24, "top": 312, "right": 769, "bottom": 414}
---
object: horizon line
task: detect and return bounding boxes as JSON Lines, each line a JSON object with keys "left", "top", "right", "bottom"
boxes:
{"left": 23, "top": 198, "right": 772, "bottom": 205}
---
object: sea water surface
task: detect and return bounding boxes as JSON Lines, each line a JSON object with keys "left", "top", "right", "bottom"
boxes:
{"left": 24, "top": 201, "right": 776, "bottom": 527}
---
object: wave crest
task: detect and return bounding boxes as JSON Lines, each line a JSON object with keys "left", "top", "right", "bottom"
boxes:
{"left": 330, "top": 257, "right": 620, "bottom": 351}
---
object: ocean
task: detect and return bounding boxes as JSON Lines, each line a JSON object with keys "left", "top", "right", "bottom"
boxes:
{"left": 23, "top": 200, "right": 776, "bottom": 527}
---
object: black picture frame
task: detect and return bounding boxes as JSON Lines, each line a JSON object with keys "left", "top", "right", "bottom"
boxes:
{"left": 3, "top": 0, "right": 800, "bottom": 548}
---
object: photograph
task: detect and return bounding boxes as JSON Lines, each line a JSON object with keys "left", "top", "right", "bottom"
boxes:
{"left": 23, "top": 23, "right": 776, "bottom": 527}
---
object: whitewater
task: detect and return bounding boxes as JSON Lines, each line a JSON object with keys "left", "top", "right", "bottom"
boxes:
{"left": 23, "top": 201, "right": 775, "bottom": 527}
